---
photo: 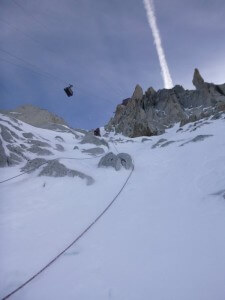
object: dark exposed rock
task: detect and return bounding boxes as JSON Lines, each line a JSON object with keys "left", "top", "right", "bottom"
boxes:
{"left": 0, "top": 124, "right": 20, "bottom": 143}
{"left": 192, "top": 68, "right": 205, "bottom": 90}
{"left": 21, "top": 158, "right": 94, "bottom": 185}
{"left": 82, "top": 147, "right": 104, "bottom": 156}
{"left": 141, "top": 138, "right": 152, "bottom": 143}
{"left": 211, "top": 112, "right": 224, "bottom": 120}
{"left": 6, "top": 144, "right": 27, "bottom": 160}
{"left": 0, "top": 138, "right": 26, "bottom": 167}
{"left": 20, "top": 144, "right": 27, "bottom": 149}
{"left": 21, "top": 158, "right": 47, "bottom": 173}
{"left": 27, "top": 139, "right": 51, "bottom": 148}
{"left": 0, "top": 138, "right": 7, "bottom": 167}
{"left": 122, "top": 98, "right": 130, "bottom": 106}
{"left": 55, "top": 144, "right": 64, "bottom": 152}
{"left": 152, "top": 139, "right": 167, "bottom": 149}
{"left": 189, "top": 121, "right": 211, "bottom": 132}
{"left": 180, "top": 115, "right": 198, "bottom": 127}
{"left": 106, "top": 69, "right": 225, "bottom": 137}
{"left": 8, "top": 153, "right": 23, "bottom": 165}
{"left": 180, "top": 134, "right": 213, "bottom": 146}
{"left": 0, "top": 125, "right": 13, "bottom": 143}
{"left": 0, "top": 139, "right": 24, "bottom": 167}
{"left": 22, "top": 132, "right": 34, "bottom": 139}
{"left": 190, "top": 135, "right": 213, "bottom": 142}
{"left": 39, "top": 160, "right": 94, "bottom": 185}
{"left": 27, "top": 145, "right": 53, "bottom": 156}
{"left": 0, "top": 118, "right": 23, "bottom": 131}
{"left": 55, "top": 136, "right": 64, "bottom": 142}
{"left": 160, "top": 141, "right": 175, "bottom": 147}
{"left": 80, "top": 132, "right": 109, "bottom": 148}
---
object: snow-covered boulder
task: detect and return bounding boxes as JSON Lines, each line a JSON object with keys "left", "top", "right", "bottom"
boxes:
{"left": 117, "top": 153, "right": 133, "bottom": 170}
{"left": 98, "top": 152, "right": 133, "bottom": 171}
{"left": 39, "top": 160, "right": 94, "bottom": 185}
{"left": 21, "top": 158, "right": 94, "bottom": 185}
{"left": 98, "top": 152, "right": 120, "bottom": 170}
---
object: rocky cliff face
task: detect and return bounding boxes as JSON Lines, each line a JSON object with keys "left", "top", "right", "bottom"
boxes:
{"left": 106, "top": 69, "right": 225, "bottom": 137}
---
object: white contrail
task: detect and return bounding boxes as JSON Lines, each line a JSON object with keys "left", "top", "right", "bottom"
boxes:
{"left": 143, "top": 0, "right": 173, "bottom": 89}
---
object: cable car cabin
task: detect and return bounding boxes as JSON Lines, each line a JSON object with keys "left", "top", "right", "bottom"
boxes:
{"left": 64, "top": 85, "right": 73, "bottom": 97}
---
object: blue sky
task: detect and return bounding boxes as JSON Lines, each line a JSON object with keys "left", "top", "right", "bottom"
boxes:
{"left": 1, "top": 0, "right": 225, "bottom": 129}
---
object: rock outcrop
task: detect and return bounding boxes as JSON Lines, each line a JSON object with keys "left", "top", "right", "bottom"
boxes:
{"left": 21, "top": 158, "right": 94, "bottom": 185}
{"left": 106, "top": 69, "right": 225, "bottom": 137}
{"left": 98, "top": 152, "right": 133, "bottom": 171}
{"left": 82, "top": 147, "right": 105, "bottom": 156}
{"left": 0, "top": 105, "right": 67, "bottom": 130}
{"left": 39, "top": 160, "right": 94, "bottom": 185}
{"left": 0, "top": 114, "right": 55, "bottom": 167}
{"left": 80, "top": 132, "right": 109, "bottom": 148}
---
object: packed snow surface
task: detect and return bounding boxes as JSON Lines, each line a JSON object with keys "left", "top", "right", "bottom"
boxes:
{"left": 1, "top": 114, "right": 225, "bottom": 299}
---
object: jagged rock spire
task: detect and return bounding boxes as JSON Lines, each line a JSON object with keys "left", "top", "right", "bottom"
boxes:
{"left": 132, "top": 84, "right": 143, "bottom": 100}
{"left": 192, "top": 68, "right": 205, "bottom": 90}
{"left": 106, "top": 68, "right": 225, "bottom": 138}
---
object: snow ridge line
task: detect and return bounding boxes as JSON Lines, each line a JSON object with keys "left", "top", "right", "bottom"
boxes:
{"left": 1, "top": 164, "right": 134, "bottom": 300}
{"left": 0, "top": 153, "right": 105, "bottom": 184}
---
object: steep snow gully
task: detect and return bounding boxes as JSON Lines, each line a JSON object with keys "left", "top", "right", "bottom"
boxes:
{"left": 1, "top": 112, "right": 225, "bottom": 300}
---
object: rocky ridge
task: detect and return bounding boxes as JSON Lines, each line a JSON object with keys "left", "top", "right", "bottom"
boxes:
{"left": 106, "top": 69, "right": 225, "bottom": 137}
{"left": 0, "top": 104, "right": 85, "bottom": 135}
{"left": 0, "top": 112, "right": 108, "bottom": 184}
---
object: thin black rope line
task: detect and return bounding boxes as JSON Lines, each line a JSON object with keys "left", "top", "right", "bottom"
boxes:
{"left": 0, "top": 161, "right": 48, "bottom": 184}
{"left": 110, "top": 139, "right": 120, "bottom": 153}
{"left": 1, "top": 164, "right": 134, "bottom": 300}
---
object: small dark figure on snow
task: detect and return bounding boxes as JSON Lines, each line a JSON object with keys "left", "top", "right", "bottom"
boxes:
{"left": 94, "top": 128, "right": 101, "bottom": 137}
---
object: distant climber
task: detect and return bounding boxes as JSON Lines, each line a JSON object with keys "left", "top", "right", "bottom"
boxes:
{"left": 94, "top": 128, "right": 101, "bottom": 137}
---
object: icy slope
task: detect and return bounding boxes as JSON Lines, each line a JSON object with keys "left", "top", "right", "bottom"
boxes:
{"left": 1, "top": 114, "right": 225, "bottom": 300}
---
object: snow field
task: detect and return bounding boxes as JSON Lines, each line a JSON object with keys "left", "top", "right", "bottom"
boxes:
{"left": 1, "top": 115, "right": 225, "bottom": 299}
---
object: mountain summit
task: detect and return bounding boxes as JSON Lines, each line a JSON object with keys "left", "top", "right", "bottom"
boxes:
{"left": 0, "top": 104, "right": 67, "bottom": 131}
{"left": 106, "top": 68, "right": 225, "bottom": 137}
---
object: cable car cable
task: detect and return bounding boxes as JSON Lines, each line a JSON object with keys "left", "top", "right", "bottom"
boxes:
{"left": 2, "top": 5, "right": 125, "bottom": 99}
{"left": 0, "top": 57, "right": 61, "bottom": 83}
{"left": 0, "top": 48, "right": 67, "bottom": 85}
{"left": 10, "top": 0, "right": 50, "bottom": 32}
{"left": 0, "top": 18, "right": 59, "bottom": 56}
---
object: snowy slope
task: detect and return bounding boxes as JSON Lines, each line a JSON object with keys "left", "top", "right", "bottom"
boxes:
{"left": 1, "top": 114, "right": 225, "bottom": 300}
